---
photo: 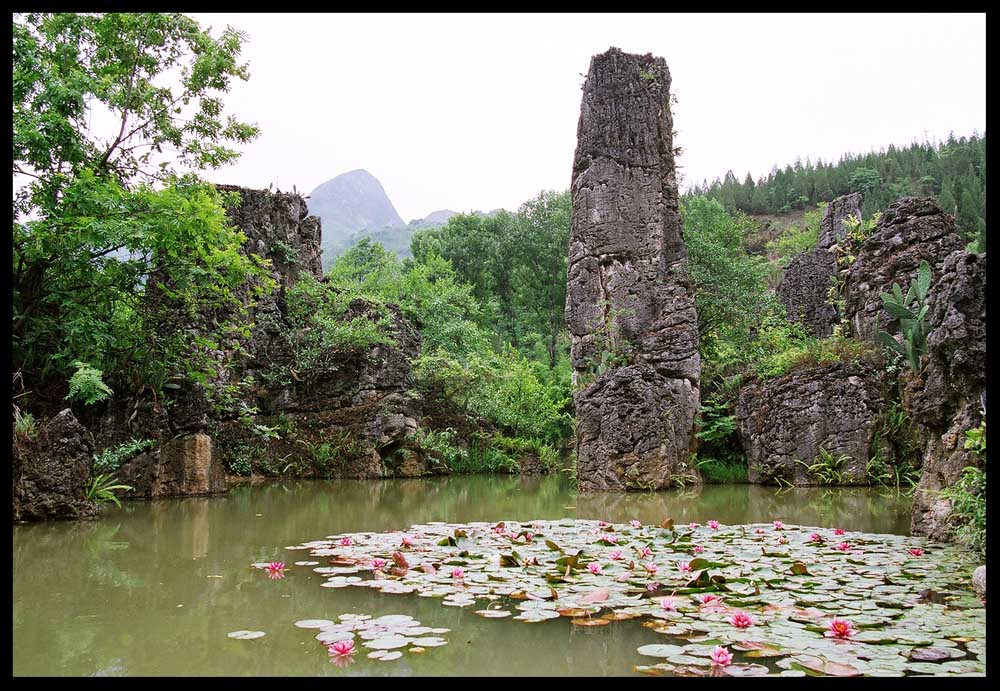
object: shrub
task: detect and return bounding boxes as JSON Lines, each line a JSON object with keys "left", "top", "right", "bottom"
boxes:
{"left": 940, "top": 418, "right": 986, "bottom": 559}
{"left": 67, "top": 361, "right": 113, "bottom": 405}
{"left": 86, "top": 473, "right": 133, "bottom": 508}
{"left": 876, "top": 260, "right": 932, "bottom": 373}
{"left": 93, "top": 438, "right": 155, "bottom": 474}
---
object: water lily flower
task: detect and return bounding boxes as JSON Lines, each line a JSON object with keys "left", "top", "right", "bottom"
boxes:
{"left": 339, "top": 536, "right": 353, "bottom": 547}
{"left": 600, "top": 533, "right": 618, "bottom": 544}
{"left": 639, "top": 545, "right": 652, "bottom": 559}
{"left": 644, "top": 562, "right": 658, "bottom": 575}
{"left": 450, "top": 567, "right": 465, "bottom": 580}
{"left": 692, "top": 545, "right": 705, "bottom": 554}
{"left": 659, "top": 596, "right": 678, "bottom": 611}
{"left": 327, "top": 639, "right": 355, "bottom": 657}
{"left": 707, "top": 520, "right": 720, "bottom": 530}
{"left": 754, "top": 528, "right": 765, "bottom": 535}
{"left": 835, "top": 541, "right": 851, "bottom": 552}
{"left": 909, "top": 547, "right": 924, "bottom": 557}
{"left": 400, "top": 535, "right": 414, "bottom": 547}
{"left": 710, "top": 645, "right": 733, "bottom": 667}
{"left": 609, "top": 550, "right": 624, "bottom": 561}
{"left": 696, "top": 593, "right": 721, "bottom": 606}
{"left": 265, "top": 561, "right": 285, "bottom": 579}
{"left": 630, "top": 519, "right": 642, "bottom": 528}
{"left": 729, "top": 611, "right": 755, "bottom": 628}
{"left": 834, "top": 528, "right": 846, "bottom": 536}
{"left": 773, "top": 520, "right": 784, "bottom": 530}
{"left": 825, "top": 617, "right": 857, "bottom": 639}
{"left": 809, "top": 533, "right": 822, "bottom": 542}
{"left": 688, "top": 522, "right": 700, "bottom": 529}
{"left": 598, "top": 521, "right": 611, "bottom": 527}
{"left": 371, "top": 558, "right": 387, "bottom": 571}
{"left": 778, "top": 536, "right": 788, "bottom": 544}
{"left": 587, "top": 562, "right": 603, "bottom": 575}
{"left": 678, "top": 561, "right": 692, "bottom": 573}
{"left": 646, "top": 581, "right": 661, "bottom": 592}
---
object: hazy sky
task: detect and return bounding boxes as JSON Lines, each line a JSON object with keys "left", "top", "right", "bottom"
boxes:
{"left": 190, "top": 13, "right": 986, "bottom": 222}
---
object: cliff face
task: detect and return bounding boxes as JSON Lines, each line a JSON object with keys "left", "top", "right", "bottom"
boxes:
{"left": 566, "top": 48, "right": 701, "bottom": 491}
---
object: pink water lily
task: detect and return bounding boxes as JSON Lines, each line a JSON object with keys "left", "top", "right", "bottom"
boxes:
{"left": 639, "top": 545, "right": 652, "bottom": 559}
{"left": 707, "top": 520, "right": 720, "bottom": 530}
{"left": 400, "top": 535, "right": 414, "bottom": 547}
{"left": 660, "top": 596, "right": 678, "bottom": 611}
{"left": 710, "top": 645, "right": 733, "bottom": 667}
{"left": 834, "top": 528, "right": 846, "bottom": 536}
{"left": 909, "top": 547, "right": 924, "bottom": 557}
{"left": 834, "top": 541, "right": 851, "bottom": 552}
{"left": 630, "top": 519, "right": 642, "bottom": 528}
{"left": 339, "top": 536, "right": 353, "bottom": 547}
{"left": 646, "top": 581, "right": 661, "bottom": 592}
{"left": 729, "top": 611, "right": 755, "bottom": 628}
{"left": 450, "top": 567, "right": 465, "bottom": 579}
{"left": 754, "top": 528, "right": 765, "bottom": 535}
{"left": 773, "top": 520, "right": 784, "bottom": 530}
{"left": 778, "top": 536, "right": 788, "bottom": 544}
{"left": 825, "top": 617, "right": 857, "bottom": 639}
{"left": 696, "top": 593, "right": 721, "bottom": 606}
{"left": 692, "top": 545, "right": 705, "bottom": 554}
{"left": 609, "top": 550, "right": 624, "bottom": 561}
{"left": 809, "top": 532, "right": 822, "bottom": 542}
{"left": 265, "top": 561, "right": 285, "bottom": 579}
{"left": 678, "top": 561, "right": 692, "bottom": 573}
{"left": 599, "top": 533, "right": 618, "bottom": 544}
{"left": 598, "top": 521, "right": 611, "bottom": 527}
{"left": 644, "top": 562, "right": 658, "bottom": 575}
{"left": 587, "top": 562, "right": 603, "bottom": 575}
{"left": 327, "top": 639, "right": 355, "bottom": 657}
{"left": 688, "top": 522, "right": 700, "bottom": 529}
{"left": 371, "top": 558, "right": 387, "bottom": 570}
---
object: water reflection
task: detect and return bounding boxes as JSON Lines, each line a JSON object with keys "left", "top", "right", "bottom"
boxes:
{"left": 13, "top": 476, "right": 912, "bottom": 676}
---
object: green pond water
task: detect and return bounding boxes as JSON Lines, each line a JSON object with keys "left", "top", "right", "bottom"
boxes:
{"left": 12, "top": 476, "right": 950, "bottom": 676}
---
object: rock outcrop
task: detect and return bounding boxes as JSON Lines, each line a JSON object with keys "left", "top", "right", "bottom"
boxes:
{"left": 972, "top": 566, "right": 986, "bottom": 598}
{"left": 906, "top": 250, "right": 986, "bottom": 539}
{"left": 841, "top": 197, "right": 963, "bottom": 340}
{"left": 776, "top": 193, "right": 863, "bottom": 337}
{"left": 119, "top": 432, "right": 226, "bottom": 499}
{"left": 567, "top": 47, "right": 701, "bottom": 491}
{"left": 13, "top": 409, "right": 98, "bottom": 521}
{"left": 736, "top": 363, "right": 883, "bottom": 485}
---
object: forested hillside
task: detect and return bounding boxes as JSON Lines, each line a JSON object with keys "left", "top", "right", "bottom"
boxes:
{"left": 686, "top": 133, "right": 986, "bottom": 250}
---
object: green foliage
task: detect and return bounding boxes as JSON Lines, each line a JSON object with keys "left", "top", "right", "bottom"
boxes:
{"left": 93, "top": 438, "right": 155, "bottom": 474}
{"left": 13, "top": 406, "right": 38, "bottom": 441}
{"left": 796, "top": 447, "right": 853, "bottom": 486}
{"left": 695, "top": 456, "right": 748, "bottom": 484}
{"left": 86, "top": 473, "right": 133, "bottom": 508}
{"left": 13, "top": 13, "right": 268, "bottom": 406}
{"left": 765, "top": 202, "right": 826, "bottom": 262}
{"left": 876, "top": 260, "right": 932, "bottom": 373}
{"left": 865, "top": 455, "right": 919, "bottom": 491}
{"left": 298, "top": 432, "right": 361, "bottom": 476}
{"left": 228, "top": 453, "right": 252, "bottom": 477}
{"left": 686, "top": 132, "right": 985, "bottom": 245}
{"left": 938, "top": 418, "right": 986, "bottom": 559}
{"left": 66, "top": 361, "right": 114, "bottom": 405}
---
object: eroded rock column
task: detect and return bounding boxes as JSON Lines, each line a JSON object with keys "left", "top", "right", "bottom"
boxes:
{"left": 566, "top": 48, "right": 701, "bottom": 491}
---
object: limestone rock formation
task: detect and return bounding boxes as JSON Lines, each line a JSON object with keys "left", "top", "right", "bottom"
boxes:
{"left": 972, "top": 566, "right": 986, "bottom": 598}
{"left": 120, "top": 433, "right": 226, "bottom": 499}
{"left": 567, "top": 47, "right": 701, "bottom": 491}
{"left": 906, "top": 250, "right": 986, "bottom": 539}
{"left": 776, "top": 193, "right": 862, "bottom": 337}
{"left": 736, "top": 363, "right": 883, "bottom": 486}
{"left": 841, "top": 197, "right": 963, "bottom": 340}
{"left": 13, "top": 409, "right": 98, "bottom": 521}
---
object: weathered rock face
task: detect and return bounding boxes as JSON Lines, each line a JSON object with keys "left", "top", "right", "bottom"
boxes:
{"left": 736, "top": 363, "right": 883, "bottom": 485}
{"left": 119, "top": 433, "right": 226, "bottom": 499}
{"left": 907, "top": 250, "right": 986, "bottom": 539}
{"left": 13, "top": 409, "right": 98, "bottom": 521}
{"left": 817, "top": 192, "right": 864, "bottom": 250}
{"left": 972, "top": 566, "right": 986, "bottom": 598}
{"left": 776, "top": 193, "right": 863, "bottom": 337}
{"left": 842, "top": 197, "right": 963, "bottom": 340}
{"left": 567, "top": 47, "right": 701, "bottom": 491}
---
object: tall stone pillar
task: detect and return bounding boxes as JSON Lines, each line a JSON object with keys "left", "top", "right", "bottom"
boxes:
{"left": 566, "top": 47, "right": 701, "bottom": 491}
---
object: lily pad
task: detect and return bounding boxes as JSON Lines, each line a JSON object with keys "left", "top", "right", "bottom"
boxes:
{"left": 227, "top": 630, "right": 265, "bottom": 640}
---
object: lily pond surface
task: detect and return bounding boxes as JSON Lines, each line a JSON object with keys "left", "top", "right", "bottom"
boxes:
{"left": 12, "top": 475, "right": 985, "bottom": 676}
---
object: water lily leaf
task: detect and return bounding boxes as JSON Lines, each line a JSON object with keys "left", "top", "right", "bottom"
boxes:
{"left": 500, "top": 552, "right": 522, "bottom": 567}
{"left": 410, "top": 637, "right": 448, "bottom": 647}
{"left": 789, "top": 562, "right": 811, "bottom": 576}
{"left": 227, "top": 630, "right": 265, "bottom": 640}
{"left": 908, "top": 647, "right": 960, "bottom": 662}
{"left": 294, "top": 619, "right": 334, "bottom": 629}
{"left": 571, "top": 617, "right": 609, "bottom": 626}
{"left": 790, "top": 655, "right": 862, "bottom": 677}
{"left": 365, "top": 635, "right": 410, "bottom": 650}
{"left": 637, "top": 644, "right": 686, "bottom": 658}
{"left": 580, "top": 587, "right": 610, "bottom": 604}
{"left": 723, "top": 663, "right": 770, "bottom": 677}
{"left": 475, "top": 609, "right": 511, "bottom": 618}
{"left": 545, "top": 540, "right": 562, "bottom": 552}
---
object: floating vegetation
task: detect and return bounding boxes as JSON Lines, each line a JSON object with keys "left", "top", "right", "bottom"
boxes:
{"left": 227, "top": 630, "right": 265, "bottom": 640}
{"left": 300, "top": 613, "right": 449, "bottom": 666}
{"left": 276, "top": 519, "right": 985, "bottom": 676}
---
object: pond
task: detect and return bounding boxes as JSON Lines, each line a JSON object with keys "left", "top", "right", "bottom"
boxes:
{"left": 12, "top": 476, "right": 981, "bottom": 676}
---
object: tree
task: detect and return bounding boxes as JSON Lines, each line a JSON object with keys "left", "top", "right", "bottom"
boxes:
{"left": 13, "top": 12, "right": 267, "bottom": 401}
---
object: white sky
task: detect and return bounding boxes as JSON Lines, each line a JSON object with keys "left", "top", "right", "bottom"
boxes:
{"left": 189, "top": 12, "right": 985, "bottom": 222}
